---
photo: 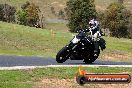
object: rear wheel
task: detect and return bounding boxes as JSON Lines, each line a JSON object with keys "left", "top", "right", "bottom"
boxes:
{"left": 56, "top": 46, "right": 69, "bottom": 63}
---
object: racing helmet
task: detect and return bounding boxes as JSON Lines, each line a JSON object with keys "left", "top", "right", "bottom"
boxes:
{"left": 89, "top": 19, "right": 95, "bottom": 27}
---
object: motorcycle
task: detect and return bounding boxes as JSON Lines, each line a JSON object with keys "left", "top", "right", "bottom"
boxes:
{"left": 56, "top": 29, "right": 106, "bottom": 64}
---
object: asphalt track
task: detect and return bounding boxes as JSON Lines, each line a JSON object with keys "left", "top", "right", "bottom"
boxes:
{"left": 0, "top": 55, "right": 132, "bottom": 67}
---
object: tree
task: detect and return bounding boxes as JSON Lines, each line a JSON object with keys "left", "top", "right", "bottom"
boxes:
{"left": 101, "top": 3, "right": 131, "bottom": 38}
{"left": 0, "top": 4, "right": 4, "bottom": 21}
{"left": 26, "top": 2, "right": 40, "bottom": 26}
{"left": 127, "top": 15, "right": 132, "bottom": 39}
{"left": 0, "top": 4, "right": 16, "bottom": 23}
{"left": 65, "top": 0, "right": 96, "bottom": 32}
{"left": 17, "top": 1, "right": 40, "bottom": 27}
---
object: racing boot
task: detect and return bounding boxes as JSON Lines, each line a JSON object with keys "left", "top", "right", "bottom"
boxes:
{"left": 94, "top": 41, "right": 99, "bottom": 57}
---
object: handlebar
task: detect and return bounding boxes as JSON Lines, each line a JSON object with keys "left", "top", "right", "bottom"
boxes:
{"left": 77, "top": 29, "right": 90, "bottom": 33}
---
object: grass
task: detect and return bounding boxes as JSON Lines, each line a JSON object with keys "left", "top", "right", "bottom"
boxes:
{"left": 0, "top": 70, "right": 32, "bottom": 88}
{"left": 46, "top": 23, "right": 69, "bottom": 32}
{"left": 104, "top": 37, "right": 132, "bottom": 52}
{"left": 0, "top": 21, "right": 132, "bottom": 59}
{"left": 0, "top": 0, "right": 27, "bottom": 10}
{"left": 0, "top": 21, "right": 72, "bottom": 57}
{"left": 0, "top": 82, "right": 32, "bottom": 88}
{"left": 94, "top": 0, "right": 117, "bottom": 11}
{"left": 31, "top": 67, "right": 132, "bottom": 79}
{"left": 0, "top": 67, "right": 132, "bottom": 88}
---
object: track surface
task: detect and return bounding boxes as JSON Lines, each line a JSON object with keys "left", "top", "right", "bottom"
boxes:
{"left": 0, "top": 55, "right": 132, "bottom": 67}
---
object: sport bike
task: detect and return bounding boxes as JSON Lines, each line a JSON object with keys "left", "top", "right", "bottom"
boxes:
{"left": 56, "top": 29, "right": 106, "bottom": 64}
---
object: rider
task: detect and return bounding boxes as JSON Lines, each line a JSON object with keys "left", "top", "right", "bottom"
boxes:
{"left": 88, "top": 17, "right": 101, "bottom": 56}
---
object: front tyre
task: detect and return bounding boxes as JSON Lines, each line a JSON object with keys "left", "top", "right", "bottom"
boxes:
{"left": 56, "top": 46, "right": 69, "bottom": 63}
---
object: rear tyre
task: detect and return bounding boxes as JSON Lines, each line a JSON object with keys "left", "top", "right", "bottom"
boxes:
{"left": 56, "top": 46, "right": 69, "bottom": 63}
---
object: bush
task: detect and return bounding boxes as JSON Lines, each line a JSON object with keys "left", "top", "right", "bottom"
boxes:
{"left": 127, "top": 15, "right": 132, "bottom": 39}
{"left": 65, "top": 0, "right": 96, "bottom": 32}
{"left": 17, "top": 10, "right": 28, "bottom": 25}
{"left": 100, "top": 2, "right": 131, "bottom": 38}
{"left": 17, "top": 1, "right": 40, "bottom": 27}
{"left": 0, "top": 4, "right": 16, "bottom": 23}
{"left": 58, "top": 10, "right": 65, "bottom": 19}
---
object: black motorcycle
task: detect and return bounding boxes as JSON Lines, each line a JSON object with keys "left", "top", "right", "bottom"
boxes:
{"left": 56, "top": 29, "right": 106, "bottom": 64}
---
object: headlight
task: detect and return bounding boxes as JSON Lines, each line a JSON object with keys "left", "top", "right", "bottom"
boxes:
{"left": 72, "top": 36, "right": 80, "bottom": 44}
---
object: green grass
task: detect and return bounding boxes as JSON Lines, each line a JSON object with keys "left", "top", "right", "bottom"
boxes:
{"left": 0, "top": 82, "right": 32, "bottom": 88}
{"left": 0, "top": 70, "right": 33, "bottom": 88}
{"left": 0, "top": 67, "right": 132, "bottom": 88}
{"left": 30, "top": 67, "right": 132, "bottom": 79}
{"left": 46, "top": 23, "right": 69, "bottom": 32}
{"left": 0, "top": 21, "right": 72, "bottom": 57}
{"left": 0, "top": 21, "right": 132, "bottom": 58}
{"left": 104, "top": 37, "right": 132, "bottom": 52}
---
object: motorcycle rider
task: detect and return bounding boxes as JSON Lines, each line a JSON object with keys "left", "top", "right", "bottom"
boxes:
{"left": 88, "top": 17, "right": 101, "bottom": 56}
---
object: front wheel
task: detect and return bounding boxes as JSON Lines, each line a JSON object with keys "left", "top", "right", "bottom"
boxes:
{"left": 56, "top": 46, "right": 69, "bottom": 63}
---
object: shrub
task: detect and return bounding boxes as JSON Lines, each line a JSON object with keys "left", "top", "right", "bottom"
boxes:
{"left": 65, "top": 0, "right": 96, "bottom": 32}
{"left": 100, "top": 3, "right": 131, "bottom": 38}
{"left": 0, "top": 4, "right": 16, "bottom": 23}
{"left": 58, "top": 10, "right": 65, "bottom": 19}
{"left": 17, "top": 10, "right": 28, "bottom": 25}
{"left": 17, "top": 1, "right": 40, "bottom": 27}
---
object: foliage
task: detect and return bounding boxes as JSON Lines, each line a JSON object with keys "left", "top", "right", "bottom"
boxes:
{"left": 0, "top": 4, "right": 16, "bottom": 23}
{"left": 100, "top": 2, "right": 131, "bottom": 38}
{"left": 17, "top": 10, "right": 28, "bottom": 25}
{"left": 17, "top": 1, "right": 40, "bottom": 27}
{"left": 65, "top": 0, "right": 97, "bottom": 32}
{"left": 127, "top": 15, "right": 132, "bottom": 39}
{"left": 51, "top": 6, "right": 56, "bottom": 15}
{"left": 58, "top": 10, "right": 65, "bottom": 19}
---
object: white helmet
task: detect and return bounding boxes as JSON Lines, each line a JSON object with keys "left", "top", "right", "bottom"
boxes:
{"left": 89, "top": 19, "right": 96, "bottom": 27}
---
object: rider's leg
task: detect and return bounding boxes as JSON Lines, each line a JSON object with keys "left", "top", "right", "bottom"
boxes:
{"left": 93, "top": 32, "right": 99, "bottom": 56}
{"left": 94, "top": 41, "right": 99, "bottom": 56}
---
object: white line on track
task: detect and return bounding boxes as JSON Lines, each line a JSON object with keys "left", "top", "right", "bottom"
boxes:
{"left": 0, "top": 65, "right": 132, "bottom": 70}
